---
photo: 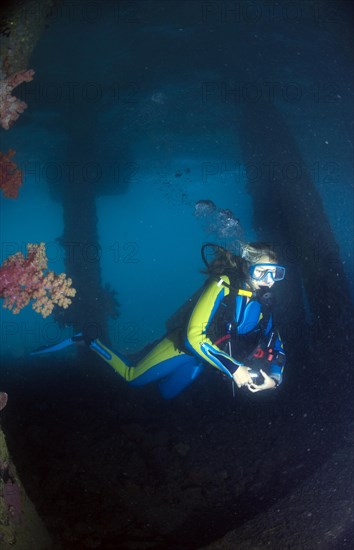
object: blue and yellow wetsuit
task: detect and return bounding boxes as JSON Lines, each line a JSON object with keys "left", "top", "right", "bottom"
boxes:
{"left": 90, "top": 275, "right": 285, "bottom": 399}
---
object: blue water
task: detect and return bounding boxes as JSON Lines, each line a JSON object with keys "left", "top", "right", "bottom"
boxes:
{"left": 0, "top": 0, "right": 353, "bottom": 358}
{"left": 1, "top": 4, "right": 353, "bottom": 549}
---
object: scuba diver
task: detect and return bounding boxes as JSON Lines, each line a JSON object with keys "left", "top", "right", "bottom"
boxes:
{"left": 32, "top": 242, "right": 286, "bottom": 399}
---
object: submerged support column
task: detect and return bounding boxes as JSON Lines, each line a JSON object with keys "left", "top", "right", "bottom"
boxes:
{"left": 239, "top": 99, "right": 352, "bottom": 347}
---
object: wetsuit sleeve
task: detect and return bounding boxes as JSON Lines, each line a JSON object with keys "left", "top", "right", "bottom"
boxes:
{"left": 184, "top": 276, "right": 243, "bottom": 379}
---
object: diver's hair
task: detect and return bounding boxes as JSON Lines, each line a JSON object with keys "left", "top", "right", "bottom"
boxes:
{"left": 202, "top": 241, "right": 277, "bottom": 279}
{"left": 202, "top": 245, "right": 243, "bottom": 278}
{"left": 239, "top": 241, "right": 277, "bottom": 264}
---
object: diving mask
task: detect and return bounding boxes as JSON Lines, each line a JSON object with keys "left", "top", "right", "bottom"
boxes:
{"left": 249, "top": 263, "right": 286, "bottom": 282}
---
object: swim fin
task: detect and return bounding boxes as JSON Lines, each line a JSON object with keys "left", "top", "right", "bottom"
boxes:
{"left": 30, "top": 333, "right": 84, "bottom": 356}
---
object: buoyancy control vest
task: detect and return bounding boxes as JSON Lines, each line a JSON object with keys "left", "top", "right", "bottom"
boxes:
{"left": 165, "top": 243, "right": 273, "bottom": 356}
{"left": 166, "top": 272, "right": 273, "bottom": 356}
{"left": 204, "top": 279, "right": 273, "bottom": 359}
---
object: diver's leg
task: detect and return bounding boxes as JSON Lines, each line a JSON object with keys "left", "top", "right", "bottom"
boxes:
{"left": 90, "top": 334, "right": 187, "bottom": 385}
{"left": 158, "top": 359, "right": 205, "bottom": 399}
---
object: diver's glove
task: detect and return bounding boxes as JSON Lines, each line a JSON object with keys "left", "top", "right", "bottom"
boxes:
{"left": 232, "top": 366, "right": 255, "bottom": 388}
{"left": 246, "top": 369, "right": 277, "bottom": 392}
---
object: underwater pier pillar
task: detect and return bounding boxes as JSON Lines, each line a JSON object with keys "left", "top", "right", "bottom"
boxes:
{"left": 59, "top": 183, "right": 111, "bottom": 340}
{"left": 239, "top": 99, "right": 352, "bottom": 348}
{"left": 50, "top": 109, "right": 118, "bottom": 341}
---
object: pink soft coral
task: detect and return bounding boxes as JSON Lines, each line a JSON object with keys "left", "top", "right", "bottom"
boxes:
{"left": 0, "top": 69, "right": 35, "bottom": 130}
{"left": 0, "top": 243, "right": 76, "bottom": 318}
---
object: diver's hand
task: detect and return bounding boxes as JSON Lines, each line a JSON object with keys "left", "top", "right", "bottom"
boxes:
{"left": 247, "top": 369, "right": 277, "bottom": 393}
{"left": 232, "top": 366, "right": 254, "bottom": 388}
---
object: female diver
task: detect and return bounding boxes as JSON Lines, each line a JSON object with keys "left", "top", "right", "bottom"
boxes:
{"left": 32, "top": 241, "right": 286, "bottom": 399}
{"left": 83, "top": 241, "right": 286, "bottom": 399}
